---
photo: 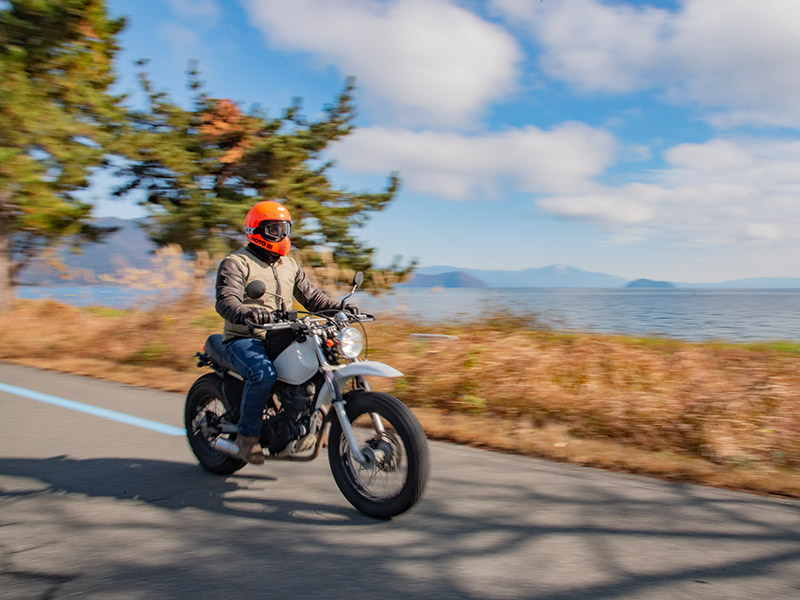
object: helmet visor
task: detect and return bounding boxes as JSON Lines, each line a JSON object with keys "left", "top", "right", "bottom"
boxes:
{"left": 258, "top": 220, "right": 291, "bottom": 242}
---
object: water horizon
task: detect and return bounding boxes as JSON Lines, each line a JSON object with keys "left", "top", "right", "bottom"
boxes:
{"left": 16, "top": 285, "right": 800, "bottom": 343}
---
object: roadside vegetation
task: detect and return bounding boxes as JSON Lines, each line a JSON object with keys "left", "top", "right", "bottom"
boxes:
{"left": 3, "top": 296, "right": 800, "bottom": 499}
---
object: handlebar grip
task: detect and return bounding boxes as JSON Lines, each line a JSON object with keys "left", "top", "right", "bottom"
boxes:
{"left": 244, "top": 318, "right": 292, "bottom": 330}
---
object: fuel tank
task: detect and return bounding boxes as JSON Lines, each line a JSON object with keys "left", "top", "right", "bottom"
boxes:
{"left": 273, "top": 337, "right": 319, "bottom": 385}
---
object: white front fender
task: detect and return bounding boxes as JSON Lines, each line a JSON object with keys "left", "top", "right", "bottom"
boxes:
{"left": 335, "top": 360, "right": 403, "bottom": 381}
{"left": 315, "top": 360, "right": 403, "bottom": 408}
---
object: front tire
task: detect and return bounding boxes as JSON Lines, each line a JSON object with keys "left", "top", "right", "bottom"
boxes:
{"left": 328, "top": 391, "right": 429, "bottom": 519}
{"left": 185, "top": 373, "right": 246, "bottom": 475}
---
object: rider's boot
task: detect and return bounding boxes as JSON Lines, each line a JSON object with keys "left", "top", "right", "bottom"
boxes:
{"left": 236, "top": 435, "right": 265, "bottom": 465}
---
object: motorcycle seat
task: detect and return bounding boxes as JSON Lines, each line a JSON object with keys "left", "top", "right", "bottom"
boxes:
{"left": 204, "top": 334, "right": 243, "bottom": 377}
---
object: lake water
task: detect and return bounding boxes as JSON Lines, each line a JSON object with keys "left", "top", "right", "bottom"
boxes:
{"left": 17, "top": 286, "right": 176, "bottom": 309}
{"left": 17, "top": 285, "right": 800, "bottom": 343}
{"left": 358, "top": 288, "right": 800, "bottom": 343}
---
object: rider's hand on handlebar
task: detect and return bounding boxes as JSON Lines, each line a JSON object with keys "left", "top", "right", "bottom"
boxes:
{"left": 246, "top": 306, "right": 273, "bottom": 325}
{"left": 344, "top": 303, "right": 360, "bottom": 316}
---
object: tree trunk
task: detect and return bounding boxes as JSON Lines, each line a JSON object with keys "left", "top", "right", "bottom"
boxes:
{"left": 0, "top": 189, "right": 13, "bottom": 311}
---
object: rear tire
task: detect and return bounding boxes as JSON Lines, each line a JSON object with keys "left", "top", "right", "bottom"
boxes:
{"left": 328, "top": 391, "right": 429, "bottom": 519}
{"left": 185, "top": 373, "right": 246, "bottom": 475}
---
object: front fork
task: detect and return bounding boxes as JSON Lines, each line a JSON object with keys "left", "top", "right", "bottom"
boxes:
{"left": 356, "top": 375, "right": 386, "bottom": 434}
{"left": 325, "top": 371, "right": 382, "bottom": 468}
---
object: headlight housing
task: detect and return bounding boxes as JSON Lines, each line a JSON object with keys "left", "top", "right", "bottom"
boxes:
{"left": 337, "top": 327, "right": 363, "bottom": 359}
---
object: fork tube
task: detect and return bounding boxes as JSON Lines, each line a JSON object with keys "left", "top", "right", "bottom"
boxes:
{"left": 354, "top": 375, "right": 384, "bottom": 433}
{"left": 332, "top": 399, "right": 370, "bottom": 466}
{"left": 314, "top": 335, "right": 371, "bottom": 468}
{"left": 317, "top": 347, "right": 370, "bottom": 467}
{"left": 370, "top": 413, "right": 385, "bottom": 433}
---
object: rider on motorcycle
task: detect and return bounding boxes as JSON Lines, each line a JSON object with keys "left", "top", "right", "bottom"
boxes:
{"left": 215, "top": 200, "right": 357, "bottom": 464}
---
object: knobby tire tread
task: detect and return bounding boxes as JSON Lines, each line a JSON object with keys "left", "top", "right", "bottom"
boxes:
{"left": 328, "top": 391, "right": 429, "bottom": 519}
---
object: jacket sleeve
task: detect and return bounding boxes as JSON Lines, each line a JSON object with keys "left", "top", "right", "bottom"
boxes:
{"left": 215, "top": 256, "right": 251, "bottom": 325}
{"left": 293, "top": 263, "right": 341, "bottom": 313}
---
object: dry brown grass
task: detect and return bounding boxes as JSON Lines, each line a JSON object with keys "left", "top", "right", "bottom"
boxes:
{"left": 3, "top": 300, "right": 800, "bottom": 498}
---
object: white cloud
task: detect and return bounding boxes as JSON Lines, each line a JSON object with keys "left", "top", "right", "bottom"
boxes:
{"left": 539, "top": 183, "right": 661, "bottom": 225}
{"left": 537, "top": 137, "right": 800, "bottom": 246}
{"left": 242, "top": 0, "right": 521, "bottom": 127}
{"left": 333, "top": 126, "right": 800, "bottom": 250}
{"left": 333, "top": 123, "right": 800, "bottom": 250}
{"left": 330, "top": 122, "right": 617, "bottom": 199}
{"left": 492, "top": 0, "right": 800, "bottom": 129}
{"left": 743, "top": 223, "right": 783, "bottom": 243}
{"left": 495, "top": 0, "right": 668, "bottom": 93}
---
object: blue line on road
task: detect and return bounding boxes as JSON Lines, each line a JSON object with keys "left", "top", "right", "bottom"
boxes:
{"left": 0, "top": 382, "right": 187, "bottom": 436}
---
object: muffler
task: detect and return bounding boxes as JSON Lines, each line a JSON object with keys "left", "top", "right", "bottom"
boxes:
{"left": 211, "top": 436, "right": 243, "bottom": 457}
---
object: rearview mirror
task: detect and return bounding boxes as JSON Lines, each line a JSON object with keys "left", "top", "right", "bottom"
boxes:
{"left": 245, "top": 280, "right": 267, "bottom": 299}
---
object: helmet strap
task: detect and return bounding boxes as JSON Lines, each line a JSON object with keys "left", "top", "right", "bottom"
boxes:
{"left": 247, "top": 242, "right": 280, "bottom": 264}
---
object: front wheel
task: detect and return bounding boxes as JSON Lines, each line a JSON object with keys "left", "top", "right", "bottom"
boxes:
{"left": 328, "top": 391, "right": 429, "bottom": 519}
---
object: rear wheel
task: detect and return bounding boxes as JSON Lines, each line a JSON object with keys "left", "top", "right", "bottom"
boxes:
{"left": 185, "top": 373, "right": 246, "bottom": 475}
{"left": 328, "top": 391, "right": 429, "bottom": 519}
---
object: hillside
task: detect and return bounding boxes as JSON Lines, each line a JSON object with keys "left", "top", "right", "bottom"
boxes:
{"left": 19, "top": 218, "right": 155, "bottom": 285}
{"left": 625, "top": 279, "right": 676, "bottom": 288}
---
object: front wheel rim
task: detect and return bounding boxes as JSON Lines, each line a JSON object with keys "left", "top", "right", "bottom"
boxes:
{"left": 338, "top": 415, "right": 409, "bottom": 502}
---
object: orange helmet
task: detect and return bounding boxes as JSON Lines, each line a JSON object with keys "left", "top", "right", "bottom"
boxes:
{"left": 243, "top": 201, "right": 292, "bottom": 256}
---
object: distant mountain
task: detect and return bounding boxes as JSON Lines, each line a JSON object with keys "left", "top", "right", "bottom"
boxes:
{"left": 400, "top": 271, "right": 487, "bottom": 288}
{"left": 415, "top": 265, "right": 800, "bottom": 289}
{"left": 415, "top": 264, "right": 627, "bottom": 288}
{"left": 19, "top": 217, "right": 156, "bottom": 284}
{"left": 625, "top": 279, "right": 675, "bottom": 288}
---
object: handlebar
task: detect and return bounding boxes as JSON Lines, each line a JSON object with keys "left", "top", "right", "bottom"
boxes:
{"left": 244, "top": 319, "right": 294, "bottom": 331}
{"left": 244, "top": 312, "right": 375, "bottom": 331}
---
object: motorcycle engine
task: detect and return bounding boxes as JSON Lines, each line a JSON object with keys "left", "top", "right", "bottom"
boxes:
{"left": 261, "top": 382, "right": 316, "bottom": 455}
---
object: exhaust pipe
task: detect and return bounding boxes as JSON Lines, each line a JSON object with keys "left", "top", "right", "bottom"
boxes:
{"left": 211, "top": 437, "right": 243, "bottom": 457}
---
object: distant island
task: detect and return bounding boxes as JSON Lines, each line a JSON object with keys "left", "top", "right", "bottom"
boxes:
{"left": 624, "top": 279, "right": 676, "bottom": 288}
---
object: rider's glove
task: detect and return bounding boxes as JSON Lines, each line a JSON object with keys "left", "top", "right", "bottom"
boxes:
{"left": 344, "top": 303, "right": 360, "bottom": 316}
{"left": 246, "top": 307, "right": 273, "bottom": 325}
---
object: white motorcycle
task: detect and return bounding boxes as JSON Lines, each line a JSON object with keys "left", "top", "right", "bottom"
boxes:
{"left": 185, "top": 273, "right": 429, "bottom": 518}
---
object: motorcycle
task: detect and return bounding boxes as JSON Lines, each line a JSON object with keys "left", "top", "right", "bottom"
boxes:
{"left": 184, "top": 273, "right": 429, "bottom": 519}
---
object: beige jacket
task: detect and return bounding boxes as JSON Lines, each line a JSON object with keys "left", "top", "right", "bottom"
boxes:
{"left": 215, "top": 245, "right": 340, "bottom": 341}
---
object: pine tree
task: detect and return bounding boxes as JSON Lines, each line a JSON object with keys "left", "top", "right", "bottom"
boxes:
{"left": 117, "top": 68, "right": 412, "bottom": 291}
{"left": 0, "top": 0, "right": 125, "bottom": 310}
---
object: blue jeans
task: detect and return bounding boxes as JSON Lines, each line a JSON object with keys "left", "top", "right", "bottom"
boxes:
{"left": 222, "top": 337, "right": 278, "bottom": 438}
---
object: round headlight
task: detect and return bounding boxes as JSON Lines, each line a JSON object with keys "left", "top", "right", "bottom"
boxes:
{"left": 337, "top": 327, "right": 363, "bottom": 359}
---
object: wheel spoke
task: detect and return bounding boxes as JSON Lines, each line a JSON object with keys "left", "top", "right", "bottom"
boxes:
{"left": 339, "top": 413, "right": 409, "bottom": 501}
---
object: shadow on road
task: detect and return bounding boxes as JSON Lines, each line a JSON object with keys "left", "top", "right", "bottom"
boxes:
{"left": 2, "top": 453, "right": 800, "bottom": 599}
{"left": 0, "top": 455, "right": 371, "bottom": 525}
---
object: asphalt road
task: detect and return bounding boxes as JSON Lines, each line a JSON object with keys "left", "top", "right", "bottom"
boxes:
{"left": 1, "top": 362, "right": 800, "bottom": 600}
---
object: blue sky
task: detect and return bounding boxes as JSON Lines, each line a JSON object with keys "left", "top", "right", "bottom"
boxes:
{"left": 94, "top": 0, "right": 800, "bottom": 283}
